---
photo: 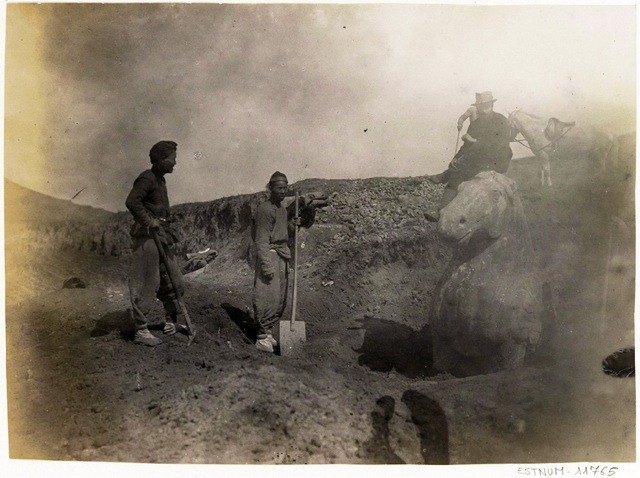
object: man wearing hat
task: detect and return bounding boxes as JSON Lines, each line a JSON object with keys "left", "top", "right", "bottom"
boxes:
{"left": 425, "top": 91, "right": 513, "bottom": 222}
{"left": 252, "top": 171, "right": 318, "bottom": 353}
{"left": 125, "top": 140, "right": 185, "bottom": 346}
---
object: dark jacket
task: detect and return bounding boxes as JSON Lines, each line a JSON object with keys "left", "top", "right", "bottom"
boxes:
{"left": 125, "top": 168, "right": 178, "bottom": 244}
{"left": 452, "top": 111, "right": 513, "bottom": 185}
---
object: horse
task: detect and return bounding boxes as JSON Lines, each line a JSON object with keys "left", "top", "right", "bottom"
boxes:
{"left": 430, "top": 171, "right": 544, "bottom": 377}
{"left": 508, "top": 109, "right": 615, "bottom": 187}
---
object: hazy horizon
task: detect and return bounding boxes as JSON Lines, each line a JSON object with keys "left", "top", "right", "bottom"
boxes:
{"left": 4, "top": 3, "right": 636, "bottom": 212}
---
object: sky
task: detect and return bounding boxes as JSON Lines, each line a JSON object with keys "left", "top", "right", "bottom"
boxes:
{"left": 3, "top": 2, "right": 636, "bottom": 212}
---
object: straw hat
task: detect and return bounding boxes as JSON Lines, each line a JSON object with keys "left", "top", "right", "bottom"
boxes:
{"left": 472, "top": 91, "right": 497, "bottom": 106}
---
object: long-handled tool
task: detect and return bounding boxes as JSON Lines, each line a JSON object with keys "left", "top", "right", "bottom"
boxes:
{"left": 455, "top": 130, "right": 461, "bottom": 152}
{"left": 279, "top": 191, "right": 306, "bottom": 355}
{"left": 151, "top": 230, "right": 196, "bottom": 345}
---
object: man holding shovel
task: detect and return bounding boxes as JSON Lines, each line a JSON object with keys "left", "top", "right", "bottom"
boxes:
{"left": 125, "top": 140, "right": 186, "bottom": 346}
{"left": 252, "top": 171, "right": 315, "bottom": 354}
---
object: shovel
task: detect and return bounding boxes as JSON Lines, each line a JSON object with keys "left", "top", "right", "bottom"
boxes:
{"left": 151, "top": 230, "right": 196, "bottom": 346}
{"left": 279, "top": 191, "right": 306, "bottom": 355}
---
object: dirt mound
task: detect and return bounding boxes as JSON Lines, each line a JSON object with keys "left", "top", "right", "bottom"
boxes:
{"left": 5, "top": 174, "right": 451, "bottom": 317}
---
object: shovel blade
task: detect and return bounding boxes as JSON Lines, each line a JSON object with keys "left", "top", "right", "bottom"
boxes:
{"left": 279, "top": 320, "right": 306, "bottom": 356}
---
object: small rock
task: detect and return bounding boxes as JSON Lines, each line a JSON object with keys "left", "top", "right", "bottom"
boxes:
{"left": 92, "top": 435, "right": 110, "bottom": 448}
{"left": 63, "top": 277, "right": 86, "bottom": 289}
{"left": 80, "top": 448, "right": 98, "bottom": 461}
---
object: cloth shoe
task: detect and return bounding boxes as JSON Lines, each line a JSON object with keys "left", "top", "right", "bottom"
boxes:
{"left": 255, "top": 337, "right": 275, "bottom": 353}
{"left": 163, "top": 322, "right": 188, "bottom": 336}
{"left": 134, "top": 328, "right": 162, "bottom": 347}
{"left": 266, "top": 334, "right": 278, "bottom": 346}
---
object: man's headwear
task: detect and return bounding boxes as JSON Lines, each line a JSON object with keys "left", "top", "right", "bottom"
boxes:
{"left": 472, "top": 91, "right": 497, "bottom": 106}
{"left": 269, "top": 171, "right": 288, "bottom": 184}
{"left": 149, "top": 140, "right": 178, "bottom": 163}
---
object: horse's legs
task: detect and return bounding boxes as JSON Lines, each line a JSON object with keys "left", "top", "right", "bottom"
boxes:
{"left": 540, "top": 167, "right": 552, "bottom": 187}
{"left": 595, "top": 131, "right": 616, "bottom": 175}
{"left": 539, "top": 151, "right": 552, "bottom": 187}
{"left": 545, "top": 162, "right": 552, "bottom": 186}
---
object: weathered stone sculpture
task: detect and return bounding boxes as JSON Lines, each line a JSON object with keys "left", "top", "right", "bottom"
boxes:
{"left": 431, "top": 171, "right": 543, "bottom": 376}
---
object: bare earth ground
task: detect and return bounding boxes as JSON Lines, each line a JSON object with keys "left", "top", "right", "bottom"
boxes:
{"left": 4, "top": 154, "right": 636, "bottom": 465}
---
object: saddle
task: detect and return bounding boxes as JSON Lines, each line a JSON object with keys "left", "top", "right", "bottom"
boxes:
{"left": 544, "top": 117, "right": 575, "bottom": 142}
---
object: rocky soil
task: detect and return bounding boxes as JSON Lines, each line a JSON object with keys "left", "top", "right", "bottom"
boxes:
{"left": 4, "top": 139, "right": 636, "bottom": 465}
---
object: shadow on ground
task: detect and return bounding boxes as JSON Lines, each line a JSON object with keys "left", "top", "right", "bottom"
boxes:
{"left": 220, "top": 302, "right": 261, "bottom": 343}
{"left": 361, "top": 395, "right": 406, "bottom": 463}
{"left": 402, "top": 389, "right": 449, "bottom": 464}
{"left": 361, "top": 391, "right": 449, "bottom": 464}
{"left": 353, "top": 317, "right": 436, "bottom": 378}
{"left": 90, "top": 310, "right": 135, "bottom": 340}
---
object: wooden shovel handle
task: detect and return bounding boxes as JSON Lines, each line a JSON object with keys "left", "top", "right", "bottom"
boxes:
{"left": 151, "top": 230, "right": 196, "bottom": 344}
{"left": 291, "top": 191, "right": 299, "bottom": 329}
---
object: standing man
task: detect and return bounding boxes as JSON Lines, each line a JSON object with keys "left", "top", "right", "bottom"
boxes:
{"left": 126, "top": 140, "right": 185, "bottom": 346}
{"left": 425, "top": 92, "right": 513, "bottom": 222}
{"left": 252, "top": 171, "right": 317, "bottom": 354}
{"left": 252, "top": 171, "right": 292, "bottom": 353}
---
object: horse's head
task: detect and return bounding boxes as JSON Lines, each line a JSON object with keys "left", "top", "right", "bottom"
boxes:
{"left": 437, "top": 171, "right": 518, "bottom": 247}
{"left": 507, "top": 110, "right": 521, "bottom": 142}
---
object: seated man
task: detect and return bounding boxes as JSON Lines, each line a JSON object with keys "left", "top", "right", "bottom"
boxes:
{"left": 425, "top": 91, "right": 513, "bottom": 222}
